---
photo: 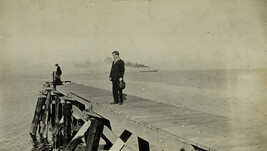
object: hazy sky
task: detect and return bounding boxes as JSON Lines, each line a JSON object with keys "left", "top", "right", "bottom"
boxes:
{"left": 0, "top": 0, "right": 267, "bottom": 74}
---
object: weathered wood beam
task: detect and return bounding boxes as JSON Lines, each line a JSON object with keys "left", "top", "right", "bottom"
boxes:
{"left": 43, "top": 90, "right": 51, "bottom": 142}
{"left": 85, "top": 119, "right": 104, "bottom": 151}
{"left": 109, "top": 130, "right": 132, "bottom": 151}
{"left": 63, "top": 101, "right": 72, "bottom": 146}
{"left": 55, "top": 95, "right": 61, "bottom": 125}
{"left": 64, "top": 120, "right": 92, "bottom": 151}
{"left": 30, "top": 95, "right": 46, "bottom": 138}
{"left": 51, "top": 100, "right": 56, "bottom": 128}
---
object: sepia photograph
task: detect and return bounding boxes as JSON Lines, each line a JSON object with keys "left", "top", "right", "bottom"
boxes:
{"left": 0, "top": 0, "right": 266, "bottom": 150}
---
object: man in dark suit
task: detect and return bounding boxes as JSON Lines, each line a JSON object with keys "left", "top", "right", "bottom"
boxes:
{"left": 55, "top": 64, "right": 62, "bottom": 85}
{"left": 109, "top": 51, "right": 125, "bottom": 105}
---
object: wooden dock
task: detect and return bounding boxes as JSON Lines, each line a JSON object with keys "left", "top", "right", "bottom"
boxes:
{"left": 55, "top": 82, "right": 267, "bottom": 151}
{"left": 30, "top": 81, "right": 267, "bottom": 151}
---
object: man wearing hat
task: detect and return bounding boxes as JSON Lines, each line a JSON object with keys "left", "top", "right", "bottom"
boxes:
{"left": 109, "top": 51, "right": 125, "bottom": 105}
{"left": 55, "top": 64, "right": 62, "bottom": 85}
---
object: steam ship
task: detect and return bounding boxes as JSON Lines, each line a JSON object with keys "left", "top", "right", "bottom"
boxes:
{"left": 140, "top": 69, "right": 158, "bottom": 72}
{"left": 140, "top": 67, "right": 158, "bottom": 72}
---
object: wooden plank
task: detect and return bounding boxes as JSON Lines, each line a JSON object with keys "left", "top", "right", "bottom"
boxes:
{"left": 43, "top": 91, "right": 51, "bottom": 140}
{"left": 63, "top": 102, "right": 72, "bottom": 145}
{"left": 85, "top": 119, "right": 104, "bottom": 151}
{"left": 51, "top": 101, "right": 56, "bottom": 127}
{"left": 71, "top": 104, "right": 120, "bottom": 150}
{"left": 68, "top": 92, "right": 91, "bottom": 108}
{"left": 83, "top": 109, "right": 103, "bottom": 119}
{"left": 64, "top": 120, "right": 92, "bottom": 151}
{"left": 109, "top": 130, "right": 132, "bottom": 151}
{"left": 60, "top": 96, "right": 77, "bottom": 101}
{"left": 52, "top": 123, "right": 64, "bottom": 136}
{"left": 54, "top": 95, "right": 61, "bottom": 124}
{"left": 30, "top": 95, "right": 46, "bottom": 137}
{"left": 102, "top": 126, "right": 118, "bottom": 144}
{"left": 72, "top": 105, "right": 87, "bottom": 121}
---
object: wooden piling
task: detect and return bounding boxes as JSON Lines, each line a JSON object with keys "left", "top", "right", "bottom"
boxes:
{"left": 54, "top": 95, "right": 61, "bottom": 124}
{"left": 38, "top": 101, "right": 46, "bottom": 137}
{"left": 51, "top": 100, "right": 56, "bottom": 127}
{"left": 85, "top": 118, "right": 104, "bottom": 151}
{"left": 52, "top": 71, "right": 56, "bottom": 89}
{"left": 64, "top": 120, "right": 92, "bottom": 151}
{"left": 43, "top": 90, "right": 51, "bottom": 141}
{"left": 63, "top": 101, "right": 72, "bottom": 146}
{"left": 30, "top": 95, "right": 46, "bottom": 138}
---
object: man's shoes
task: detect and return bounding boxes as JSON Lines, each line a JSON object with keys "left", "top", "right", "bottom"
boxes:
{"left": 110, "top": 102, "right": 119, "bottom": 104}
{"left": 110, "top": 101, "right": 123, "bottom": 105}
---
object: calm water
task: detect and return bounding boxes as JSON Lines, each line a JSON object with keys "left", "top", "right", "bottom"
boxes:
{"left": 65, "top": 69, "right": 267, "bottom": 93}
{"left": 0, "top": 69, "right": 266, "bottom": 150}
{"left": 0, "top": 76, "right": 47, "bottom": 151}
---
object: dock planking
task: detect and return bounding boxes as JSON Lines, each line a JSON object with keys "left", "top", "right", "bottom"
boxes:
{"left": 57, "top": 82, "right": 267, "bottom": 151}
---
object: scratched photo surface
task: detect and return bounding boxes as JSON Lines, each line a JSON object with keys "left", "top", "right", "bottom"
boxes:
{"left": 0, "top": 0, "right": 266, "bottom": 151}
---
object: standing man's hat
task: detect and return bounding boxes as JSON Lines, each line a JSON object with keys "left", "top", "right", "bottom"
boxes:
{"left": 112, "top": 51, "right": 119, "bottom": 55}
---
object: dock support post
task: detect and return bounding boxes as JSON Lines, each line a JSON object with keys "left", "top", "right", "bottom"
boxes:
{"left": 30, "top": 95, "right": 46, "bottom": 138}
{"left": 52, "top": 71, "right": 56, "bottom": 90}
{"left": 43, "top": 90, "right": 51, "bottom": 142}
{"left": 55, "top": 95, "right": 61, "bottom": 125}
{"left": 85, "top": 118, "right": 104, "bottom": 151}
{"left": 63, "top": 101, "right": 72, "bottom": 146}
{"left": 138, "top": 137, "right": 150, "bottom": 151}
{"left": 51, "top": 100, "right": 56, "bottom": 128}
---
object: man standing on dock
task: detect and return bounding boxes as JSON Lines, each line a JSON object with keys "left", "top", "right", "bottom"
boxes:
{"left": 55, "top": 64, "right": 62, "bottom": 85}
{"left": 109, "top": 51, "right": 125, "bottom": 105}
